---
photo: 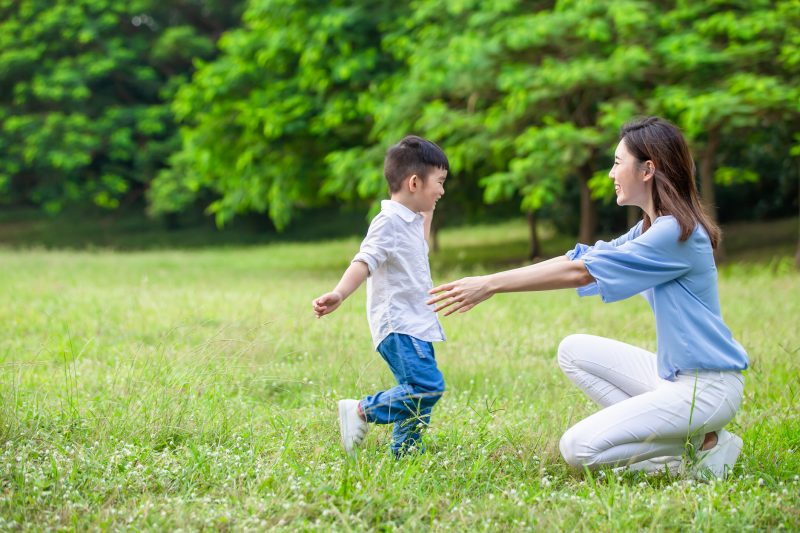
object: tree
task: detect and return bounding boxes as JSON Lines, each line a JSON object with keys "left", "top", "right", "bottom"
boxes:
{"left": 322, "top": 1, "right": 652, "bottom": 255}
{"left": 650, "top": 0, "right": 800, "bottom": 235}
{"left": 322, "top": 1, "right": 511, "bottom": 250}
{"left": 150, "top": 0, "right": 406, "bottom": 229}
{"left": 0, "top": 0, "right": 243, "bottom": 213}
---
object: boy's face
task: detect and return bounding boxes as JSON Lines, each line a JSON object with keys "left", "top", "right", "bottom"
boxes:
{"left": 414, "top": 167, "right": 447, "bottom": 212}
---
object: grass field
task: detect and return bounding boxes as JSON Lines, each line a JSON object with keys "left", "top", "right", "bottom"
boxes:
{"left": 0, "top": 218, "right": 798, "bottom": 531}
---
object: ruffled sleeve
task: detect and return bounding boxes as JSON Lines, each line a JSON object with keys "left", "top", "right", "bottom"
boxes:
{"left": 581, "top": 218, "right": 693, "bottom": 303}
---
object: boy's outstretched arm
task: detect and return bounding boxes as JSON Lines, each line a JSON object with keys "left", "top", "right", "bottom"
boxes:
{"left": 312, "top": 261, "right": 370, "bottom": 318}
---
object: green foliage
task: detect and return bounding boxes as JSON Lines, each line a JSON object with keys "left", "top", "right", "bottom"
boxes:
{"left": 2, "top": 0, "right": 798, "bottom": 236}
{"left": 714, "top": 167, "right": 759, "bottom": 187}
{"left": 651, "top": 1, "right": 800, "bottom": 156}
{"left": 149, "top": 0, "right": 405, "bottom": 229}
{"left": 0, "top": 0, "right": 243, "bottom": 212}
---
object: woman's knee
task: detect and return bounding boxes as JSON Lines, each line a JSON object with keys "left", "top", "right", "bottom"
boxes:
{"left": 559, "top": 429, "right": 581, "bottom": 468}
{"left": 559, "top": 425, "right": 597, "bottom": 470}
{"left": 557, "top": 334, "right": 592, "bottom": 371}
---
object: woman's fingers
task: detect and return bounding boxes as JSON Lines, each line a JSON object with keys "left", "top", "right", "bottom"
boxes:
{"left": 429, "top": 282, "right": 451, "bottom": 294}
{"left": 429, "top": 282, "right": 455, "bottom": 296}
{"left": 429, "top": 278, "right": 482, "bottom": 315}
{"left": 426, "top": 293, "right": 446, "bottom": 305}
{"left": 427, "top": 284, "right": 458, "bottom": 305}
{"left": 442, "top": 299, "right": 470, "bottom": 316}
{"left": 432, "top": 290, "right": 469, "bottom": 315}
{"left": 433, "top": 299, "right": 454, "bottom": 313}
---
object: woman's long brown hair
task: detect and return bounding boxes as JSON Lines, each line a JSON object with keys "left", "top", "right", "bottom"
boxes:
{"left": 620, "top": 117, "right": 720, "bottom": 249}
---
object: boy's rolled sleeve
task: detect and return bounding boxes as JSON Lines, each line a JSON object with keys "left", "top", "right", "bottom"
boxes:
{"left": 352, "top": 214, "right": 394, "bottom": 275}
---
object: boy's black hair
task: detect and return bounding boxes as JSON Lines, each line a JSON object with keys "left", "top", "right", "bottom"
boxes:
{"left": 384, "top": 135, "right": 449, "bottom": 193}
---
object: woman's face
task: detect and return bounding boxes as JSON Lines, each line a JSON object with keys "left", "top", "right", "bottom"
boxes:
{"left": 609, "top": 139, "right": 650, "bottom": 209}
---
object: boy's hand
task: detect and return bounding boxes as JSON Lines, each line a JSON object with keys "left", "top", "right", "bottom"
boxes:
{"left": 312, "top": 291, "right": 343, "bottom": 318}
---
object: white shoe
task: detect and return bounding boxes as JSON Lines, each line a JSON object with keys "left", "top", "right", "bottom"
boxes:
{"left": 623, "top": 456, "right": 683, "bottom": 474}
{"left": 690, "top": 429, "right": 743, "bottom": 480}
{"left": 338, "top": 399, "right": 369, "bottom": 455}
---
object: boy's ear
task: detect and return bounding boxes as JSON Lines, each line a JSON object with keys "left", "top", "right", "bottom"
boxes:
{"left": 407, "top": 174, "right": 420, "bottom": 192}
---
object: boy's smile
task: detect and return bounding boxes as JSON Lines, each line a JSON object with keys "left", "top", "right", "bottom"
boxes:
{"left": 417, "top": 168, "right": 447, "bottom": 212}
{"left": 391, "top": 167, "right": 448, "bottom": 214}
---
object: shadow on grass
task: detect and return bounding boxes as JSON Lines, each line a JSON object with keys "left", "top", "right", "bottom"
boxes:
{"left": 431, "top": 236, "right": 578, "bottom": 273}
{"left": 0, "top": 205, "right": 796, "bottom": 269}
{"left": 434, "top": 217, "right": 798, "bottom": 271}
{"left": 0, "top": 205, "right": 371, "bottom": 250}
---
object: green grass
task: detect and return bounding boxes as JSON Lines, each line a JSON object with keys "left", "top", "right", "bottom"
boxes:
{"left": 0, "top": 219, "right": 798, "bottom": 531}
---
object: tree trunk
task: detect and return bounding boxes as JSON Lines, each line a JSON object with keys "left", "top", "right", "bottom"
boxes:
{"left": 578, "top": 164, "right": 598, "bottom": 244}
{"left": 526, "top": 210, "right": 541, "bottom": 260}
{"left": 699, "top": 129, "right": 720, "bottom": 224}
{"left": 699, "top": 129, "right": 725, "bottom": 262}
{"left": 796, "top": 204, "right": 800, "bottom": 269}
{"left": 796, "top": 229, "right": 800, "bottom": 269}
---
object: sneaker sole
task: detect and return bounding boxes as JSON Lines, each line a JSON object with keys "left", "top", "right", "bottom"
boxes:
{"left": 338, "top": 400, "right": 350, "bottom": 450}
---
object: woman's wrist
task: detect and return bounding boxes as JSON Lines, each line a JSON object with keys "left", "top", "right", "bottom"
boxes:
{"left": 483, "top": 273, "right": 499, "bottom": 296}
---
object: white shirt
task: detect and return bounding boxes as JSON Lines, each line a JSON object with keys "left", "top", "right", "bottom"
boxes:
{"left": 352, "top": 200, "right": 446, "bottom": 348}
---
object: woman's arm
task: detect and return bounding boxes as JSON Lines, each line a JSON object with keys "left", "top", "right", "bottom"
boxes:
{"left": 427, "top": 256, "right": 594, "bottom": 316}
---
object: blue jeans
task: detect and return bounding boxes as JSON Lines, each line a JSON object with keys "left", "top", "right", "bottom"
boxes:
{"left": 360, "top": 333, "right": 445, "bottom": 456}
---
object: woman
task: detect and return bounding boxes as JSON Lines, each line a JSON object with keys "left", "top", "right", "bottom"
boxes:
{"left": 427, "top": 117, "right": 748, "bottom": 478}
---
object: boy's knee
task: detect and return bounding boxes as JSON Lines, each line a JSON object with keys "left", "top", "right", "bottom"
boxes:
{"left": 428, "top": 378, "right": 446, "bottom": 404}
{"left": 415, "top": 375, "right": 445, "bottom": 407}
{"left": 435, "top": 373, "right": 445, "bottom": 395}
{"left": 423, "top": 367, "right": 445, "bottom": 394}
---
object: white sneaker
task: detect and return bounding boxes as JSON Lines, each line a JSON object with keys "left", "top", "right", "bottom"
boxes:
{"left": 338, "top": 399, "right": 369, "bottom": 455}
{"left": 622, "top": 456, "right": 683, "bottom": 474}
{"left": 690, "top": 429, "right": 743, "bottom": 480}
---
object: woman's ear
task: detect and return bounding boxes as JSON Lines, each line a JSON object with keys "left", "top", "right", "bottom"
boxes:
{"left": 642, "top": 161, "right": 655, "bottom": 182}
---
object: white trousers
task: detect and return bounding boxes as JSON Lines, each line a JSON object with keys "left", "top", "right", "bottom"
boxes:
{"left": 557, "top": 334, "right": 744, "bottom": 469}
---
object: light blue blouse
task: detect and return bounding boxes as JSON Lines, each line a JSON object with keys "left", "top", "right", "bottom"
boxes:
{"left": 566, "top": 215, "right": 749, "bottom": 381}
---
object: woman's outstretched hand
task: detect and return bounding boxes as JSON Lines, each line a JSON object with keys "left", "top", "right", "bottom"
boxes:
{"left": 426, "top": 275, "right": 493, "bottom": 316}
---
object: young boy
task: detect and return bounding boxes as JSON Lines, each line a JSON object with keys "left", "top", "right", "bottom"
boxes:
{"left": 312, "top": 135, "right": 449, "bottom": 457}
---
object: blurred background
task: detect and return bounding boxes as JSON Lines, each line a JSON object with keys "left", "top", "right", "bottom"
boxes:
{"left": 1, "top": 0, "right": 798, "bottom": 260}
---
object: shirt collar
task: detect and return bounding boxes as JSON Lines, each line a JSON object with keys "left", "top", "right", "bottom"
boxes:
{"left": 381, "top": 199, "right": 421, "bottom": 223}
